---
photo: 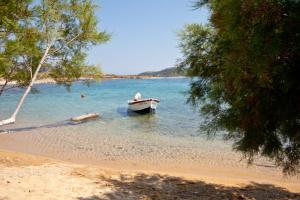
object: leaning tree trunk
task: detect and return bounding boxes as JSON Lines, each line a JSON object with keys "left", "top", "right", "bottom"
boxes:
{"left": 0, "top": 44, "right": 51, "bottom": 126}
{"left": 0, "top": 80, "right": 9, "bottom": 96}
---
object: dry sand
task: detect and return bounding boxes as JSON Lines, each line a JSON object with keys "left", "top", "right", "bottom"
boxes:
{"left": 0, "top": 149, "right": 299, "bottom": 200}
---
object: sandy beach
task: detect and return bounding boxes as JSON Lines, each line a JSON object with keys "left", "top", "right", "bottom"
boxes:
{"left": 1, "top": 0, "right": 299, "bottom": 198}
{"left": 1, "top": 78, "right": 300, "bottom": 199}
{"left": 0, "top": 149, "right": 299, "bottom": 200}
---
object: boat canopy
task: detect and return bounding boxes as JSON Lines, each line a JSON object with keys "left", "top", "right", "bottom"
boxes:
{"left": 134, "top": 92, "right": 142, "bottom": 101}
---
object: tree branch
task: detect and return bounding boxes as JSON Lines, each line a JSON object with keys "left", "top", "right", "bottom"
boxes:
{"left": 0, "top": 80, "right": 9, "bottom": 96}
{"left": 50, "top": 33, "right": 81, "bottom": 55}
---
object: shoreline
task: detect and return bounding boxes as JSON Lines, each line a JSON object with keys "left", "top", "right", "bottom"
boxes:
{"left": 0, "top": 123, "right": 299, "bottom": 195}
{"left": 2, "top": 146, "right": 299, "bottom": 191}
{"left": 0, "top": 149, "right": 299, "bottom": 200}
{"left": 0, "top": 76, "right": 186, "bottom": 86}
{"left": 1, "top": 77, "right": 300, "bottom": 199}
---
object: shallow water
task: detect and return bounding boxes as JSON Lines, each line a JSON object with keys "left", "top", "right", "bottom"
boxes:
{"left": 0, "top": 78, "right": 272, "bottom": 171}
{"left": 1, "top": 78, "right": 297, "bottom": 189}
{"left": 0, "top": 78, "right": 202, "bottom": 137}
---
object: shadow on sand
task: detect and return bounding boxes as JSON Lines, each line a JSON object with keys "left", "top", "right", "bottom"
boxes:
{"left": 77, "top": 173, "right": 300, "bottom": 200}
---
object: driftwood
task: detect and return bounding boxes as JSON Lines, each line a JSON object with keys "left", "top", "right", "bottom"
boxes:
{"left": 71, "top": 113, "right": 100, "bottom": 122}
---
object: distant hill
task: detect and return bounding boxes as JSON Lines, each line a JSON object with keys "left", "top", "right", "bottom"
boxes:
{"left": 138, "top": 67, "right": 184, "bottom": 77}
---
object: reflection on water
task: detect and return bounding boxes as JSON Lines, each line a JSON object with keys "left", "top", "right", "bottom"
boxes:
{"left": 116, "top": 106, "right": 159, "bottom": 133}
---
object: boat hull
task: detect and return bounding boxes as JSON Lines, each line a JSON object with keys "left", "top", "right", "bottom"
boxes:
{"left": 131, "top": 107, "right": 153, "bottom": 114}
{"left": 128, "top": 99, "right": 159, "bottom": 113}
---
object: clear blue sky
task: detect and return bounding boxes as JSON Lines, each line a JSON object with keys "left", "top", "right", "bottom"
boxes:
{"left": 87, "top": 0, "right": 209, "bottom": 75}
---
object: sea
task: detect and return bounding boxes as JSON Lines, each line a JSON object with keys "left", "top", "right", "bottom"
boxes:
{"left": 0, "top": 78, "right": 201, "bottom": 137}
{"left": 0, "top": 78, "right": 252, "bottom": 169}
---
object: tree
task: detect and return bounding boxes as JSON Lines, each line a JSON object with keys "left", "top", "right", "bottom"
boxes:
{"left": 0, "top": 0, "right": 36, "bottom": 95}
{"left": 0, "top": 0, "right": 110, "bottom": 126}
{"left": 178, "top": 0, "right": 300, "bottom": 174}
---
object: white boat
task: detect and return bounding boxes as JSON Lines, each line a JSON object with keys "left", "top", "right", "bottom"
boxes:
{"left": 128, "top": 93, "right": 160, "bottom": 114}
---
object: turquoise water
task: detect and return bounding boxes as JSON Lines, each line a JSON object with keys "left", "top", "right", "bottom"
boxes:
{"left": 0, "top": 78, "right": 268, "bottom": 169}
{"left": 0, "top": 78, "right": 288, "bottom": 188}
{"left": 0, "top": 78, "right": 201, "bottom": 137}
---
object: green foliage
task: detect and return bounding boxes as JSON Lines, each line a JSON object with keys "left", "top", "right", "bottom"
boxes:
{"left": 0, "top": 0, "right": 109, "bottom": 93}
{"left": 0, "top": 0, "right": 38, "bottom": 88}
{"left": 179, "top": 0, "right": 300, "bottom": 174}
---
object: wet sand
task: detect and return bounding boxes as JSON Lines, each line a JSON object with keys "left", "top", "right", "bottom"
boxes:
{"left": 0, "top": 149, "right": 300, "bottom": 200}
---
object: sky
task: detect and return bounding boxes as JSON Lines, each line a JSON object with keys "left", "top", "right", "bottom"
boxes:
{"left": 87, "top": 0, "right": 209, "bottom": 75}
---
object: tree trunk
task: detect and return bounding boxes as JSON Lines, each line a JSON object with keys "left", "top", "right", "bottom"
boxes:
{"left": 0, "top": 45, "right": 51, "bottom": 126}
{"left": 0, "top": 80, "right": 9, "bottom": 96}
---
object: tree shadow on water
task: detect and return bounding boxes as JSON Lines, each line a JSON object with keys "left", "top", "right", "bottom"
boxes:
{"left": 77, "top": 173, "right": 300, "bottom": 200}
{"left": 1, "top": 119, "right": 97, "bottom": 133}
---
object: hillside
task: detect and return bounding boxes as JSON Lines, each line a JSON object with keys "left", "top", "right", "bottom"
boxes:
{"left": 138, "top": 67, "right": 184, "bottom": 77}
